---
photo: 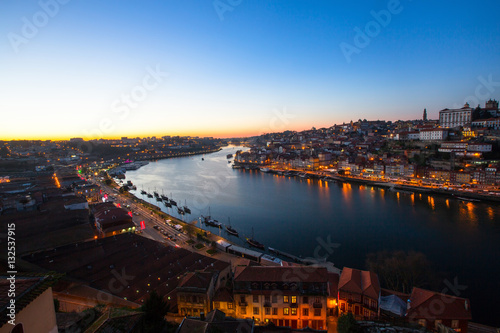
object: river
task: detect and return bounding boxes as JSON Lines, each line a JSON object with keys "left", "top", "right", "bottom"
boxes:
{"left": 124, "top": 145, "right": 500, "bottom": 325}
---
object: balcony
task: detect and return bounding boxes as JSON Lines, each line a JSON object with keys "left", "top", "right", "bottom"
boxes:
{"left": 239, "top": 301, "right": 247, "bottom": 307}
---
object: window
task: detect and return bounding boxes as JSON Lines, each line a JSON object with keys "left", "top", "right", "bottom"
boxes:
{"left": 240, "top": 296, "right": 246, "bottom": 303}
{"left": 283, "top": 295, "right": 289, "bottom": 303}
{"left": 303, "top": 296, "right": 309, "bottom": 303}
{"left": 179, "top": 295, "right": 185, "bottom": 302}
{"left": 314, "top": 297, "right": 321, "bottom": 304}
{"left": 314, "top": 309, "right": 321, "bottom": 317}
{"left": 272, "top": 295, "right": 277, "bottom": 303}
{"left": 303, "top": 308, "right": 309, "bottom": 316}
{"left": 265, "top": 295, "right": 270, "bottom": 303}
{"left": 272, "top": 308, "right": 278, "bottom": 315}
{"left": 418, "top": 319, "right": 426, "bottom": 327}
{"left": 291, "top": 308, "right": 297, "bottom": 315}
{"left": 214, "top": 301, "right": 220, "bottom": 308}
{"left": 227, "top": 302, "right": 233, "bottom": 309}
{"left": 241, "top": 307, "right": 246, "bottom": 315}
{"left": 284, "top": 307, "right": 290, "bottom": 315}
{"left": 265, "top": 307, "right": 271, "bottom": 315}
{"left": 291, "top": 296, "right": 297, "bottom": 304}
{"left": 451, "top": 320, "right": 459, "bottom": 328}
{"left": 253, "top": 307, "right": 259, "bottom": 315}
{"left": 253, "top": 295, "right": 259, "bottom": 303}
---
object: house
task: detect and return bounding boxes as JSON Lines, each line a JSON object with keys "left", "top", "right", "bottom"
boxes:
{"left": 232, "top": 266, "right": 332, "bottom": 330}
{"left": 407, "top": 287, "right": 472, "bottom": 333}
{"left": 177, "top": 272, "right": 218, "bottom": 318}
{"left": 338, "top": 267, "right": 380, "bottom": 320}
{"left": 0, "top": 275, "right": 59, "bottom": 333}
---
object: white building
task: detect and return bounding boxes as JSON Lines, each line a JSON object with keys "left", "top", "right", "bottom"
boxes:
{"left": 439, "top": 103, "right": 473, "bottom": 128}
{"left": 419, "top": 129, "right": 448, "bottom": 141}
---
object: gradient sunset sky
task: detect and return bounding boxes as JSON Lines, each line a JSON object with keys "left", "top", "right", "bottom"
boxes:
{"left": 1, "top": 1, "right": 500, "bottom": 140}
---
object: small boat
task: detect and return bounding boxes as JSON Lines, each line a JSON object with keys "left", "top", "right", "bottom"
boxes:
{"left": 164, "top": 201, "right": 172, "bottom": 208}
{"left": 225, "top": 218, "right": 238, "bottom": 236}
{"left": 227, "top": 154, "right": 233, "bottom": 159}
{"left": 161, "top": 195, "right": 168, "bottom": 201}
{"left": 156, "top": 197, "right": 162, "bottom": 202}
{"left": 169, "top": 193, "right": 177, "bottom": 206}
{"left": 246, "top": 228, "right": 265, "bottom": 249}
{"left": 154, "top": 191, "right": 159, "bottom": 197}
{"left": 202, "top": 157, "right": 204, "bottom": 161}
{"left": 183, "top": 201, "right": 191, "bottom": 214}
{"left": 140, "top": 190, "right": 146, "bottom": 195}
{"left": 456, "top": 196, "right": 481, "bottom": 202}
{"left": 147, "top": 193, "right": 153, "bottom": 198}
{"left": 260, "top": 167, "right": 270, "bottom": 173}
{"left": 177, "top": 207, "right": 185, "bottom": 215}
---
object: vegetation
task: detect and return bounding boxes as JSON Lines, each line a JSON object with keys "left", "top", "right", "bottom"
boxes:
{"left": 366, "top": 250, "right": 434, "bottom": 294}
{"left": 337, "top": 313, "right": 361, "bottom": 333}
{"left": 138, "top": 290, "right": 176, "bottom": 332}
{"left": 195, "top": 243, "right": 205, "bottom": 249}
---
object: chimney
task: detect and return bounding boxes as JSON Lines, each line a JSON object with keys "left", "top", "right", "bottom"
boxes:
{"left": 200, "top": 312, "right": 205, "bottom": 321}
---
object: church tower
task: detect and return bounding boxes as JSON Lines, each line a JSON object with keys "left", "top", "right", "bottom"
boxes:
{"left": 423, "top": 108, "right": 427, "bottom": 122}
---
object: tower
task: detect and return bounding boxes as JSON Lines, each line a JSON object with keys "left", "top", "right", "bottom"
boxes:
{"left": 423, "top": 108, "right": 427, "bottom": 122}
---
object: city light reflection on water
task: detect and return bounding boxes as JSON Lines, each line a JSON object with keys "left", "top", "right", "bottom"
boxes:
{"left": 125, "top": 146, "right": 500, "bottom": 325}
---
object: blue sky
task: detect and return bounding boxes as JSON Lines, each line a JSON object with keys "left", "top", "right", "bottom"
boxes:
{"left": 1, "top": 0, "right": 499, "bottom": 139}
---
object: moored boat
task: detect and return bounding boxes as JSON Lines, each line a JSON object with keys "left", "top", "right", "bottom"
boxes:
{"left": 225, "top": 218, "right": 238, "bottom": 236}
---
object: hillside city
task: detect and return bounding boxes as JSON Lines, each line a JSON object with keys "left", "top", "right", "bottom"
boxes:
{"left": 1, "top": 100, "right": 499, "bottom": 332}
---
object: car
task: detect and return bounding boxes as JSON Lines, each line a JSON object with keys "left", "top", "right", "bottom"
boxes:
{"left": 153, "top": 225, "right": 159, "bottom": 230}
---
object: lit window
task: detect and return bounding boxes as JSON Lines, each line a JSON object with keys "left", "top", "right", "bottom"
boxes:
{"left": 291, "top": 308, "right": 297, "bottom": 315}
{"left": 283, "top": 296, "right": 289, "bottom": 303}
{"left": 284, "top": 307, "right": 289, "bottom": 315}
{"left": 291, "top": 296, "right": 297, "bottom": 304}
{"left": 253, "top": 307, "right": 259, "bottom": 315}
{"left": 303, "top": 308, "right": 309, "bottom": 316}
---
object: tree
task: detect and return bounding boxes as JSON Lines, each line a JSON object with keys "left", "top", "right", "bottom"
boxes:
{"left": 139, "top": 290, "right": 171, "bottom": 332}
{"left": 337, "top": 313, "right": 360, "bottom": 333}
{"left": 366, "top": 250, "right": 434, "bottom": 294}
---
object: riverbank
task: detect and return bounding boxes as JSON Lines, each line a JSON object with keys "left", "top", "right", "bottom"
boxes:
{"left": 234, "top": 163, "right": 500, "bottom": 203}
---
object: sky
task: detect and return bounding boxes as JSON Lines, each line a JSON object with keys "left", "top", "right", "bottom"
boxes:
{"left": 1, "top": 0, "right": 500, "bottom": 140}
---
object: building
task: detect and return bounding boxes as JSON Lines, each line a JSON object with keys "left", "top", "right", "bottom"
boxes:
{"left": 92, "top": 202, "right": 135, "bottom": 237}
{"left": 407, "top": 287, "right": 472, "bottom": 333}
{"left": 439, "top": 104, "right": 473, "bottom": 128}
{"left": 0, "top": 275, "right": 59, "bottom": 333}
{"left": 338, "top": 267, "right": 380, "bottom": 320}
{"left": 232, "top": 266, "right": 333, "bottom": 330}
{"left": 419, "top": 129, "right": 448, "bottom": 141}
{"left": 177, "top": 272, "right": 218, "bottom": 318}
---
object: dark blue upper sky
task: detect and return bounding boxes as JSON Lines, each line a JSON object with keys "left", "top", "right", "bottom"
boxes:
{"left": 1, "top": 0, "right": 499, "bottom": 138}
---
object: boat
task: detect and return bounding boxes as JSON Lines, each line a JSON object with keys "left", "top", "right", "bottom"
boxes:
{"left": 225, "top": 218, "right": 238, "bottom": 236}
{"left": 177, "top": 207, "right": 185, "bottom": 215}
{"left": 140, "top": 190, "right": 146, "bottom": 195}
{"left": 156, "top": 197, "right": 162, "bottom": 202}
{"left": 228, "top": 161, "right": 231, "bottom": 164}
{"left": 164, "top": 201, "right": 172, "bottom": 208}
{"left": 226, "top": 154, "right": 233, "bottom": 159}
{"left": 147, "top": 193, "right": 153, "bottom": 198}
{"left": 202, "top": 208, "right": 221, "bottom": 227}
{"left": 456, "top": 196, "right": 481, "bottom": 202}
{"left": 202, "top": 158, "right": 204, "bottom": 161}
{"left": 246, "top": 228, "right": 265, "bottom": 249}
{"left": 183, "top": 200, "right": 191, "bottom": 214}
{"left": 153, "top": 191, "right": 159, "bottom": 197}
{"left": 260, "top": 167, "right": 270, "bottom": 173}
{"left": 169, "top": 193, "right": 177, "bottom": 206}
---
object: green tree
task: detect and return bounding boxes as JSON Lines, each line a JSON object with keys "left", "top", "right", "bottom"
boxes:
{"left": 337, "top": 313, "right": 360, "bottom": 333}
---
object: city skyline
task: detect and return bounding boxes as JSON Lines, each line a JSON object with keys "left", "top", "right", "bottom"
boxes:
{"left": 1, "top": 1, "right": 500, "bottom": 140}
